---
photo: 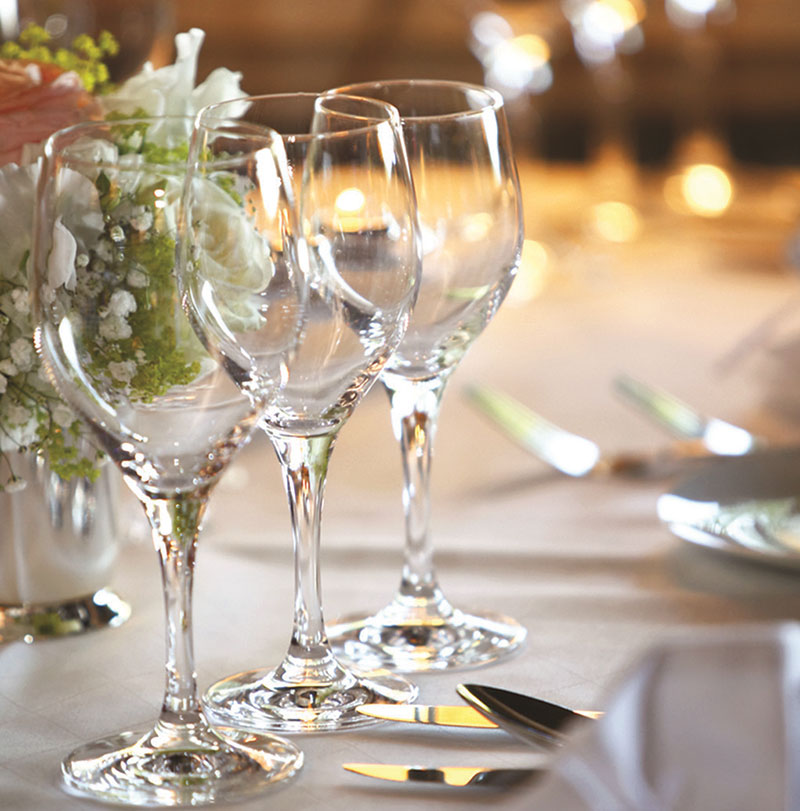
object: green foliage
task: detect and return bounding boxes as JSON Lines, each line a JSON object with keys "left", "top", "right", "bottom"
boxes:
{"left": 0, "top": 23, "right": 118, "bottom": 93}
{"left": 40, "top": 420, "right": 102, "bottom": 483}
{"left": 78, "top": 124, "right": 204, "bottom": 404}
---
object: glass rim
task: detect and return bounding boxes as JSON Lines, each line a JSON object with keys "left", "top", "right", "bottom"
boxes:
{"left": 42, "top": 115, "right": 282, "bottom": 171}
{"left": 327, "top": 79, "right": 505, "bottom": 122}
{"left": 196, "top": 91, "right": 403, "bottom": 143}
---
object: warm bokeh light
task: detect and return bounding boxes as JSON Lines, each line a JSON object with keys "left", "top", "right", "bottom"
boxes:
{"left": 506, "top": 239, "right": 553, "bottom": 305}
{"left": 470, "top": 12, "right": 553, "bottom": 98}
{"left": 461, "top": 212, "right": 494, "bottom": 243}
{"left": 587, "top": 200, "right": 642, "bottom": 242}
{"left": 670, "top": 0, "right": 718, "bottom": 13}
{"left": 334, "top": 187, "right": 366, "bottom": 215}
{"left": 564, "top": 0, "right": 646, "bottom": 63}
{"left": 665, "top": 164, "right": 734, "bottom": 217}
{"left": 486, "top": 34, "right": 553, "bottom": 96}
{"left": 332, "top": 187, "right": 368, "bottom": 231}
{"left": 665, "top": 0, "right": 735, "bottom": 28}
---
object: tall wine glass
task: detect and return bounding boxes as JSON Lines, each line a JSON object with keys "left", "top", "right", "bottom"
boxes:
{"left": 32, "top": 117, "right": 303, "bottom": 805}
{"left": 182, "top": 94, "right": 421, "bottom": 732}
{"left": 326, "top": 80, "right": 526, "bottom": 671}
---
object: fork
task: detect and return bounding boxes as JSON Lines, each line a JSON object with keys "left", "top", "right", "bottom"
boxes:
{"left": 612, "top": 374, "right": 760, "bottom": 456}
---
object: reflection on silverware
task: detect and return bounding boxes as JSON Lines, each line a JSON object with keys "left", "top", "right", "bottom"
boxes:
{"left": 356, "top": 703, "right": 498, "bottom": 728}
{"left": 464, "top": 383, "right": 712, "bottom": 477}
{"left": 457, "top": 684, "right": 600, "bottom": 748}
{"left": 613, "top": 374, "right": 760, "bottom": 455}
{"left": 342, "top": 762, "right": 540, "bottom": 788}
{"left": 357, "top": 684, "right": 601, "bottom": 750}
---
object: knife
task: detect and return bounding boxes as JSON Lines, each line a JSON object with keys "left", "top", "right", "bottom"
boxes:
{"left": 343, "top": 762, "right": 540, "bottom": 788}
{"left": 356, "top": 703, "right": 499, "bottom": 728}
{"left": 613, "top": 374, "right": 758, "bottom": 456}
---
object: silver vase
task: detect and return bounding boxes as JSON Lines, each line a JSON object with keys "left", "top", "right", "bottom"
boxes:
{"left": 0, "top": 450, "right": 130, "bottom": 642}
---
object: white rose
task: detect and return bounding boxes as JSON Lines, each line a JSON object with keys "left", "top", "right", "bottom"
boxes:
{"left": 55, "top": 166, "right": 105, "bottom": 245}
{"left": 191, "top": 179, "right": 275, "bottom": 333}
{"left": 101, "top": 28, "right": 243, "bottom": 122}
{"left": 191, "top": 67, "right": 247, "bottom": 115}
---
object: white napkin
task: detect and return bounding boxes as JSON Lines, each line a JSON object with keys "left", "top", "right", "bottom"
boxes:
{"left": 531, "top": 623, "right": 800, "bottom": 810}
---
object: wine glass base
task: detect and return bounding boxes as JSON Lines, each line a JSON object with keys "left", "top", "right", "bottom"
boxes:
{"left": 0, "top": 587, "right": 131, "bottom": 643}
{"left": 327, "top": 608, "right": 527, "bottom": 672}
{"left": 203, "top": 667, "right": 418, "bottom": 733}
{"left": 61, "top": 724, "right": 302, "bottom": 806}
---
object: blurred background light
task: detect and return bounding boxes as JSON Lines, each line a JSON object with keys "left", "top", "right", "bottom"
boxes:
{"left": 563, "top": 0, "right": 646, "bottom": 65}
{"left": 587, "top": 200, "right": 642, "bottom": 241}
{"left": 664, "top": 163, "right": 735, "bottom": 216}
{"left": 506, "top": 239, "right": 554, "bottom": 305}
{"left": 666, "top": 0, "right": 736, "bottom": 29}
{"left": 471, "top": 12, "right": 553, "bottom": 98}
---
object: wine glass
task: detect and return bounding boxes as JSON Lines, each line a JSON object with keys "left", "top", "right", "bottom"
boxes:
{"left": 182, "top": 94, "right": 421, "bottom": 732}
{"left": 32, "top": 116, "right": 303, "bottom": 805}
{"left": 325, "top": 80, "right": 527, "bottom": 671}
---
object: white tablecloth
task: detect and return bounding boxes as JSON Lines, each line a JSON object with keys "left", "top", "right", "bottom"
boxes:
{"left": 4, "top": 161, "right": 800, "bottom": 809}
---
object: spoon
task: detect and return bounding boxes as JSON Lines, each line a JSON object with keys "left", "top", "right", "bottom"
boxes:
{"left": 457, "top": 683, "right": 599, "bottom": 748}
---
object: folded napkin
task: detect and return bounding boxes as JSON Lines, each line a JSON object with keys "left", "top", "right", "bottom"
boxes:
{"left": 531, "top": 623, "right": 800, "bottom": 810}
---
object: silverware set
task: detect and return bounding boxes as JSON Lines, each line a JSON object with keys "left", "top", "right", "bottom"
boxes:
{"left": 465, "top": 374, "right": 762, "bottom": 478}
{"left": 347, "top": 376, "right": 762, "bottom": 789}
{"left": 344, "top": 683, "right": 600, "bottom": 787}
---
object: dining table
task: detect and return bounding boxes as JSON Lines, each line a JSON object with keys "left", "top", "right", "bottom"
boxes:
{"left": 4, "top": 156, "right": 800, "bottom": 809}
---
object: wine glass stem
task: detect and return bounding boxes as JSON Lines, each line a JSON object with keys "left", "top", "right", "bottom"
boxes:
{"left": 270, "top": 432, "right": 347, "bottom": 683}
{"left": 384, "top": 374, "right": 451, "bottom": 610}
{"left": 143, "top": 492, "right": 208, "bottom": 726}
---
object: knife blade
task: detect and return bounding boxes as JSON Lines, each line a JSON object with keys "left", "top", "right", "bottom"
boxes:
{"left": 343, "top": 762, "right": 540, "bottom": 788}
{"left": 356, "top": 703, "right": 499, "bottom": 728}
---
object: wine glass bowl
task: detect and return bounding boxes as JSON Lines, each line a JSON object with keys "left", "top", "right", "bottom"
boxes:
{"left": 324, "top": 79, "right": 527, "bottom": 672}
{"left": 33, "top": 117, "right": 303, "bottom": 805}
{"left": 183, "top": 94, "right": 421, "bottom": 732}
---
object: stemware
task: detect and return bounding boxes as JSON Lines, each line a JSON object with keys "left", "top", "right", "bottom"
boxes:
{"left": 32, "top": 116, "right": 303, "bottom": 805}
{"left": 325, "top": 79, "right": 527, "bottom": 671}
{"left": 182, "top": 94, "right": 421, "bottom": 732}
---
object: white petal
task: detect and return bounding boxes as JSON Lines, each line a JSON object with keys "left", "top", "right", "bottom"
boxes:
{"left": 191, "top": 67, "right": 245, "bottom": 113}
{"left": 48, "top": 217, "right": 77, "bottom": 290}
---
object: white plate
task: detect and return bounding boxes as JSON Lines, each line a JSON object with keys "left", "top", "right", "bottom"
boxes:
{"left": 657, "top": 448, "right": 800, "bottom": 570}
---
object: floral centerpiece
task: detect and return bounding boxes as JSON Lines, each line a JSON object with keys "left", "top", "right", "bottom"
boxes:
{"left": 0, "top": 26, "right": 244, "bottom": 488}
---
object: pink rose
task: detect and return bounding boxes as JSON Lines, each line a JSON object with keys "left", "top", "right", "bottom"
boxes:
{"left": 0, "top": 59, "right": 101, "bottom": 165}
